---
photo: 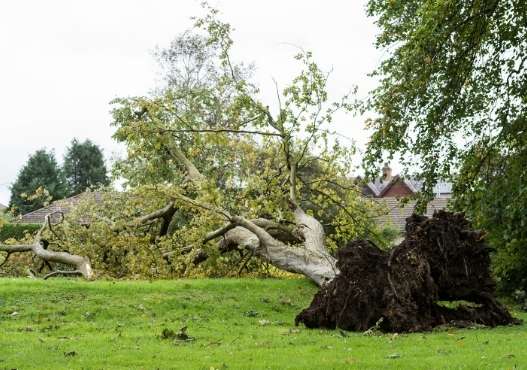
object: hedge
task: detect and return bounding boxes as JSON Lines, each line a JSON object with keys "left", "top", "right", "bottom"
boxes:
{"left": 0, "top": 223, "right": 41, "bottom": 242}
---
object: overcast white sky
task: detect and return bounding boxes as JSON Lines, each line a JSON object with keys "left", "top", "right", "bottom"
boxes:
{"left": 0, "top": 0, "right": 386, "bottom": 206}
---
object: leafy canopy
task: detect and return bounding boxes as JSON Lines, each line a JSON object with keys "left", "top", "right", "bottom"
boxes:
{"left": 111, "top": 3, "right": 381, "bottom": 246}
{"left": 365, "top": 0, "right": 527, "bottom": 290}
{"left": 365, "top": 0, "right": 526, "bottom": 190}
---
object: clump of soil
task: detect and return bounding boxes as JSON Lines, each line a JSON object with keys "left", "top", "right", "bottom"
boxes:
{"left": 295, "top": 211, "right": 520, "bottom": 332}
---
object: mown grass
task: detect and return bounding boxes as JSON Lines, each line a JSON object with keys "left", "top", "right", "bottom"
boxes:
{"left": 0, "top": 278, "right": 525, "bottom": 369}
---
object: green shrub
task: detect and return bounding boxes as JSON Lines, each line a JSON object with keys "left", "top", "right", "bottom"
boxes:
{"left": 0, "top": 223, "right": 40, "bottom": 242}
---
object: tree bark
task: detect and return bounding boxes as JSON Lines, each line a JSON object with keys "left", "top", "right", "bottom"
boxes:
{"left": 223, "top": 222, "right": 337, "bottom": 286}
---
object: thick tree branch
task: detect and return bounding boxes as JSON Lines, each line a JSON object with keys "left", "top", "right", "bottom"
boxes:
{"left": 134, "top": 202, "right": 176, "bottom": 225}
{"left": 203, "top": 223, "right": 237, "bottom": 244}
{"left": 204, "top": 218, "right": 303, "bottom": 248}
{"left": 0, "top": 214, "right": 93, "bottom": 279}
{"left": 222, "top": 223, "right": 337, "bottom": 286}
{"left": 166, "top": 143, "right": 206, "bottom": 184}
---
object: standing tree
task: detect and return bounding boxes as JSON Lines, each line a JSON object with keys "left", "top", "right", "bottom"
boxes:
{"left": 63, "top": 139, "right": 110, "bottom": 196}
{"left": 9, "top": 149, "right": 68, "bottom": 214}
{"left": 364, "top": 0, "right": 527, "bottom": 291}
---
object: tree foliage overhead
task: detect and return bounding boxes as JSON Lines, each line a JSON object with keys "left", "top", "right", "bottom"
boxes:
{"left": 9, "top": 149, "right": 67, "bottom": 215}
{"left": 365, "top": 0, "right": 527, "bottom": 290}
{"left": 63, "top": 138, "right": 109, "bottom": 197}
{"left": 365, "top": 0, "right": 526, "bottom": 187}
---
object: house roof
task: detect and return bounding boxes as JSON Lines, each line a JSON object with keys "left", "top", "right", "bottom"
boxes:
{"left": 375, "top": 196, "right": 451, "bottom": 233}
{"left": 365, "top": 177, "right": 452, "bottom": 198}
{"left": 17, "top": 192, "right": 102, "bottom": 224}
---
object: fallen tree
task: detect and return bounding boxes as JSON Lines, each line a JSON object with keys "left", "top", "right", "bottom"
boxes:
{"left": 0, "top": 5, "right": 377, "bottom": 282}
{"left": 296, "top": 211, "right": 520, "bottom": 332}
{"left": 101, "top": 3, "right": 381, "bottom": 284}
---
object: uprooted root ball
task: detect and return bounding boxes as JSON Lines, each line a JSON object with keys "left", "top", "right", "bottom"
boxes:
{"left": 295, "top": 211, "right": 520, "bottom": 332}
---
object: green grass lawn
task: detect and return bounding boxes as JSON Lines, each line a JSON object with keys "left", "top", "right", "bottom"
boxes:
{"left": 0, "top": 278, "right": 525, "bottom": 369}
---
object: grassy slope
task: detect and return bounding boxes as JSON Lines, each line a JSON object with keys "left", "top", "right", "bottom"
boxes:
{"left": 0, "top": 278, "right": 525, "bottom": 370}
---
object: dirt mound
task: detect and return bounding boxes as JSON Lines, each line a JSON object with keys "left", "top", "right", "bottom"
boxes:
{"left": 295, "top": 211, "right": 519, "bottom": 332}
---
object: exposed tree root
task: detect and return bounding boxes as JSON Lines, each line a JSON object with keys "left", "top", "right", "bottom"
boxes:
{"left": 296, "top": 211, "right": 520, "bottom": 332}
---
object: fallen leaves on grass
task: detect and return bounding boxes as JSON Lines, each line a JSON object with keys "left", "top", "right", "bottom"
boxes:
{"left": 17, "top": 326, "right": 33, "bottom": 332}
{"left": 160, "top": 326, "right": 195, "bottom": 342}
{"left": 83, "top": 311, "right": 96, "bottom": 321}
{"left": 243, "top": 310, "right": 259, "bottom": 317}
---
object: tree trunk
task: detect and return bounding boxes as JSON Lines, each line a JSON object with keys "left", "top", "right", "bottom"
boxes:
{"left": 208, "top": 204, "right": 339, "bottom": 286}
{"left": 222, "top": 221, "right": 337, "bottom": 286}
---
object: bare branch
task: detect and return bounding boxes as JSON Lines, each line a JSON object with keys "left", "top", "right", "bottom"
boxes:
{"left": 172, "top": 193, "right": 232, "bottom": 220}
{"left": 166, "top": 143, "right": 206, "bottom": 184}
{"left": 231, "top": 216, "right": 281, "bottom": 248}
{"left": 289, "top": 162, "right": 298, "bottom": 206}
{"left": 0, "top": 214, "right": 93, "bottom": 279}
{"left": 252, "top": 218, "right": 303, "bottom": 244}
{"left": 0, "top": 245, "right": 33, "bottom": 253}
{"left": 47, "top": 211, "right": 65, "bottom": 241}
{"left": 272, "top": 78, "right": 283, "bottom": 119}
{"left": 162, "top": 127, "right": 282, "bottom": 137}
